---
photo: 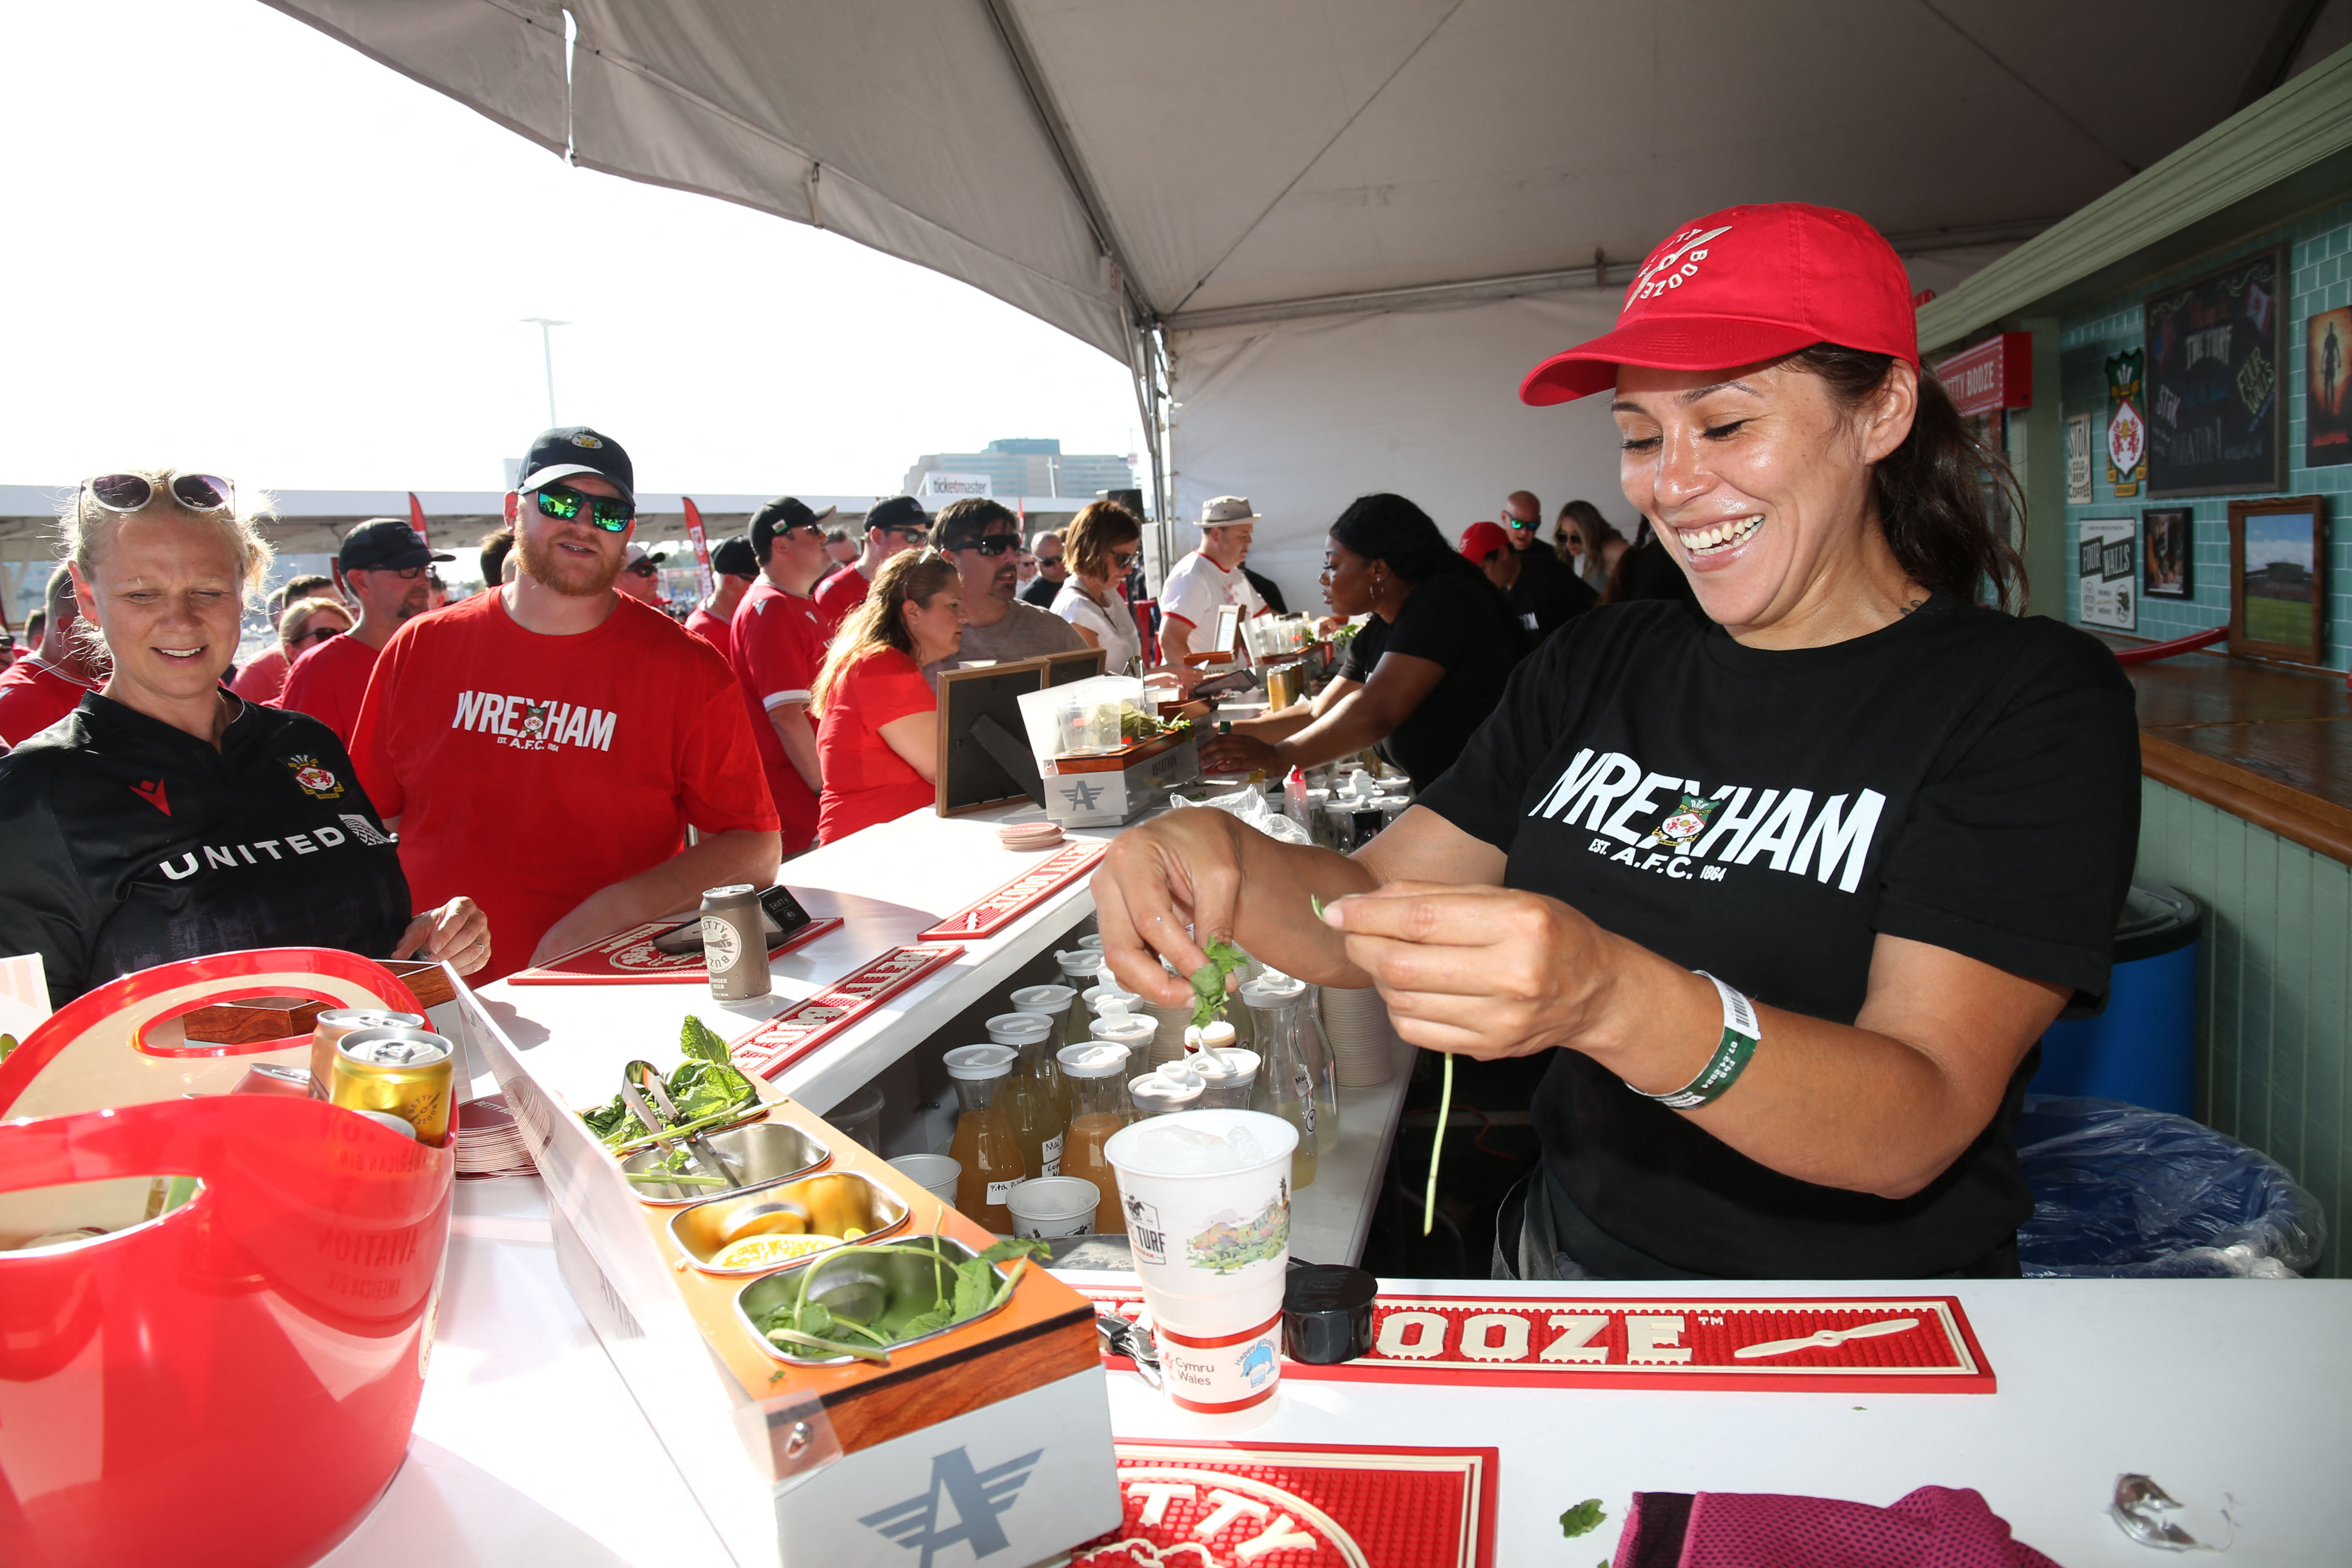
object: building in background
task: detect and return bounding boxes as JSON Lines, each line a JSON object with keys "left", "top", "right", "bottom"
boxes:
{"left": 902, "top": 438, "right": 1133, "bottom": 503}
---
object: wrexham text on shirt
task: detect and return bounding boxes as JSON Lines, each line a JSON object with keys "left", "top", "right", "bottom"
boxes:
{"left": 450, "top": 691, "right": 617, "bottom": 751}
{"left": 1529, "top": 748, "right": 1887, "bottom": 893}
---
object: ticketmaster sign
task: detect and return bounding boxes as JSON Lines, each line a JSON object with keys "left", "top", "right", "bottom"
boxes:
{"left": 918, "top": 471, "right": 993, "bottom": 500}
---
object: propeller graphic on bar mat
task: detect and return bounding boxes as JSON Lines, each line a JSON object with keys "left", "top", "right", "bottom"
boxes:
{"left": 1732, "top": 1316, "right": 1919, "bottom": 1360}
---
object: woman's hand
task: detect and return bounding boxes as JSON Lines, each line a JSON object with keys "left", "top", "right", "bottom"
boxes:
{"left": 1197, "top": 731, "right": 1283, "bottom": 775}
{"left": 1319, "top": 881, "right": 1660, "bottom": 1062}
{"left": 392, "top": 896, "right": 494, "bottom": 976}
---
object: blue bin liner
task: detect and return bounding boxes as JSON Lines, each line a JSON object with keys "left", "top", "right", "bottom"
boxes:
{"left": 2015, "top": 1095, "right": 2327, "bottom": 1278}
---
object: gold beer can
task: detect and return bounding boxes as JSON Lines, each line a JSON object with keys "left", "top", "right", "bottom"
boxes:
{"left": 308, "top": 1008, "right": 424, "bottom": 1099}
{"left": 329, "top": 1025, "right": 454, "bottom": 1147}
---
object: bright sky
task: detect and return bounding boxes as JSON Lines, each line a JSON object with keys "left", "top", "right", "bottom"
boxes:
{"left": 3, "top": 0, "right": 1144, "bottom": 498}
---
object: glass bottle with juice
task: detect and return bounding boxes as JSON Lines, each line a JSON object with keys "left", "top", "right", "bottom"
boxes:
{"left": 1249, "top": 1009, "right": 1319, "bottom": 1190}
{"left": 1001, "top": 1030, "right": 1068, "bottom": 1180}
{"left": 989, "top": 1010, "right": 1069, "bottom": 1128}
{"left": 1006, "top": 988, "right": 1077, "bottom": 1116}
{"left": 1054, "top": 1041, "right": 1133, "bottom": 1233}
{"left": 943, "top": 1045, "right": 1025, "bottom": 1232}
{"left": 1245, "top": 973, "right": 1339, "bottom": 1153}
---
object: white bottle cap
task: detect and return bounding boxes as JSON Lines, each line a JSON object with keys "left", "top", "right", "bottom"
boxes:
{"left": 943, "top": 1044, "right": 1018, "bottom": 1080}
{"left": 1057, "top": 1042, "right": 1132, "bottom": 1078}
{"left": 984, "top": 1012, "right": 1054, "bottom": 1046}
{"left": 1009, "top": 984, "right": 1076, "bottom": 1014}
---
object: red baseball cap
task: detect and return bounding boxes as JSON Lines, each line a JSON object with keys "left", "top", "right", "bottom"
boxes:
{"left": 1457, "top": 520, "right": 1513, "bottom": 562}
{"left": 1519, "top": 203, "right": 1918, "bottom": 406}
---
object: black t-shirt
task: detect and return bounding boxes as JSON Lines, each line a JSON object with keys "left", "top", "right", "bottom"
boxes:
{"left": 0, "top": 694, "right": 413, "bottom": 1008}
{"left": 1335, "top": 569, "right": 1527, "bottom": 791}
{"left": 1416, "top": 594, "right": 2141, "bottom": 1277}
{"left": 1019, "top": 574, "right": 1062, "bottom": 609}
{"left": 1608, "top": 525, "right": 1700, "bottom": 607}
{"left": 1507, "top": 554, "right": 1598, "bottom": 639}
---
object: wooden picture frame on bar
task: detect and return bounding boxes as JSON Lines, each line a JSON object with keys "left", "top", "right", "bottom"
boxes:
{"left": 2227, "top": 495, "right": 2326, "bottom": 664}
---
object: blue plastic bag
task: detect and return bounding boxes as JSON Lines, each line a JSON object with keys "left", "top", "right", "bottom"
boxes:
{"left": 2014, "top": 1096, "right": 2326, "bottom": 1278}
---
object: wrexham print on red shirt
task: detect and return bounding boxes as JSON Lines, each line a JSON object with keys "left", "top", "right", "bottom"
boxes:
{"left": 350, "top": 590, "right": 776, "bottom": 982}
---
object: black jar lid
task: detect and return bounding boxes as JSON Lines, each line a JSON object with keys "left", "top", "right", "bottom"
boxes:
{"left": 1283, "top": 1263, "right": 1378, "bottom": 1365}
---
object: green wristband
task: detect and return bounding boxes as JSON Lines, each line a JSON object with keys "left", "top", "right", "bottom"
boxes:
{"left": 1629, "top": 971, "right": 1760, "bottom": 1110}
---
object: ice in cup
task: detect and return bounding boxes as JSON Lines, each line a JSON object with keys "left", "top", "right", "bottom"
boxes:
{"left": 1102, "top": 1108, "right": 1299, "bottom": 1416}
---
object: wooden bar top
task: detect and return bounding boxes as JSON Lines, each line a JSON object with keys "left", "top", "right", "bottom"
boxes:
{"left": 2093, "top": 637, "right": 2352, "bottom": 866}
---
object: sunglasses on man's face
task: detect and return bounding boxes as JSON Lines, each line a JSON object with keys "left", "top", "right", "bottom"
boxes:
{"left": 84, "top": 471, "right": 235, "bottom": 515}
{"left": 625, "top": 560, "right": 660, "bottom": 578}
{"left": 1503, "top": 514, "right": 1534, "bottom": 530}
{"left": 952, "top": 534, "right": 1017, "bottom": 557}
{"left": 882, "top": 524, "right": 929, "bottom": 542}
{"left": 534, "top": 482, "right": 636, "bottom": 531}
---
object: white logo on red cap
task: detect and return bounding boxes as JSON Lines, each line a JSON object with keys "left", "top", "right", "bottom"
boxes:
{"left": 1631, "top": 224, "right": 1734, "bottom": 304}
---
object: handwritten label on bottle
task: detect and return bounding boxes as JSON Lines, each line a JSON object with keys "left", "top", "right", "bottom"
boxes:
{"left": 1043, "top": 1134, "right": 1064, "bottom": 1177}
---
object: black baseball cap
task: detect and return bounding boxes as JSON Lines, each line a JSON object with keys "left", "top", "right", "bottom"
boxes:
{"left": 749, "top": 496, "right": 839, "bottom": 563}
{"left": 517, "top": 426, "right": 635, "bottom": 502}
{"left": 865, "top": 495, "right": 929, "bottom": 535}
{"left": 339, "top": 519, "right": 454, "bottom": 572}
{"left": 710, "top": 534, "right": 759, "bottom": 579}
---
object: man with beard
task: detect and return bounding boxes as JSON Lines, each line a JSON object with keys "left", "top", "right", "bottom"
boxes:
{"left": 282, "top": 519, "right": 451, "bottom": 746}
{"left": 349, "top": 426, "right": 779, "bottom": 980}
{"left": 919, "top": 497, "right": 1083, "bottom": 683}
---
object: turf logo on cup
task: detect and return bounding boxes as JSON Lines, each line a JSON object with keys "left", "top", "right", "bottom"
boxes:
{"left": 1124, "top": 1195, "right": 1167, "bottom": 1264}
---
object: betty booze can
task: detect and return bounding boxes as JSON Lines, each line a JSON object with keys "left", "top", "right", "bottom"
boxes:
{"left": 329, "top": 1025, "right": 454, "bottom": 1147}
{"left": 701, "top": 884, "right": 772, "bottom": 1001}
{"left": 308, "top": 1008, "right": 425, "bottom": 1099}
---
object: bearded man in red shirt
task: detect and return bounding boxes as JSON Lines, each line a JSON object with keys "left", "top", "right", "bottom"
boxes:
{"left": 350, "top": 426, "right": 780, "bottom": 979}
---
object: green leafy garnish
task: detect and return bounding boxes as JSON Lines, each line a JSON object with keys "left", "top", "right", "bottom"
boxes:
{"left": 1188, "top": 939, "right": 1251, "bottom": 1029}
{"left": 1559, "top": 1499, "right": 1606, "bottom": 1539}
{"left": 1309, "top": 894, "right": 1327, "bottom": 921}
{"left": 578, "top": 1015, "right": 761, "bottom": 1151}
{"left": 757, "top": 1236, "right": 1050, "bottom": 1366}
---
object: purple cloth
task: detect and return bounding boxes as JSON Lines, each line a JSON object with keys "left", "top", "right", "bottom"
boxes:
{"left": 1614, "top": 1486, "right": 2060, "bottom": 1568}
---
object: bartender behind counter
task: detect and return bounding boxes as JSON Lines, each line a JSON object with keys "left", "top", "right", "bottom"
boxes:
{"left": 1097, "top": 203, "right": 2141, "bottom": 1281}
{"left": 1198, "top": 494, "right": 1526, "bottom": 793}
{"left": 0, "top": 470, "right": 489, "bottom": 1008}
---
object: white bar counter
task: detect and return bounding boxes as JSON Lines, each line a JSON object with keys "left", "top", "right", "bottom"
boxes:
{"left": 323, "top": 1175, "right": 2352, "bottom": 1567}
{"left": 473, "top": 801, "right": 1418, "bottom": 1265}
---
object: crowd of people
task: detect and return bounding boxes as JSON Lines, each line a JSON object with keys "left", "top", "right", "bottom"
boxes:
{"left": 0, "top": 413, "right": 1651, "bottom": 1012}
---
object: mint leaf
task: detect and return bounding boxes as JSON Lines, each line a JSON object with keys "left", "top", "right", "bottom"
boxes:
{"left": 1558, "top": 1499, "right": 1605, "bottom": 1539}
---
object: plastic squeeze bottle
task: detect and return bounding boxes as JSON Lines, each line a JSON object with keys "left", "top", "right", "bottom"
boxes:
{"left": 943, "top": 1045, "right": 1024, "bottom": 1232}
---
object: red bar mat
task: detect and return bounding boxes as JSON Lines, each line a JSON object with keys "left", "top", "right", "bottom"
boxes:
{"left": 505, "top": 917, "right": 843, "bottom": 985}
{"left": 727, "top": 943, "right": 965, "bottom": 1077}
{"left": 1075, "top": 1441, "right": 1497, "bottom": 1568}
{"left": 1081, "top": 1287, "right": 1994, "bottom": 1395}
{"left": 918, "top": 841, "right": 1105, "bottom": 941}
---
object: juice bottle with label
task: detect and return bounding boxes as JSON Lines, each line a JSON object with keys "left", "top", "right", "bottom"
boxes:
{"left": 1054, "top": 1042, "right": 1134, "bottom": 1233}
{"left": 943, "top": 1045, "right": 1025, "bottom": 1232}
{"left": 1006, "top": 987, "right": 1077, "bottom": 1117}
{"left": 990, "top": 1010, "right": 1068, "bottom": 1122}
{"left": 1000, "top": 1029, "right": 1068, "bottom": 1181}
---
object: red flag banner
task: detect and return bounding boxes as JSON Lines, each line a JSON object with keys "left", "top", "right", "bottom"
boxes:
{"left": 683, "top": 496, "right": 714, "bottom": 598}
{"left": 407, "top": 492, "right": 428, "bottom": 546}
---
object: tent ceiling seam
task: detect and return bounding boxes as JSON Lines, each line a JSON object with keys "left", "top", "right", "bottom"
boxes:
{"left": 980, "top": 0, "right": 1148, "bottom": 325}
{"left": 1165, "top": 0, "right": 1469, "bottom": 319}
{"left": 1914, "top": 0, "right": 2142, "bottom": 176}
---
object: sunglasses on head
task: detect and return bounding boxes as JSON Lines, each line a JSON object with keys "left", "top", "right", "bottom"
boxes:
{"left": 83, "top": 471, "right": 235, "bottom": 515}
{"left": 951, "top": 534, "right": 1016, "bottom": 556}
{"left": 534, "top": 482, "right": 636, "bottom": 531}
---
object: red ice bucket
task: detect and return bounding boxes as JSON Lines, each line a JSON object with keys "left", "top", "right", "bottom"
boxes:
{"left": 0, "top": 950, "right": 452, "bottom": 1568}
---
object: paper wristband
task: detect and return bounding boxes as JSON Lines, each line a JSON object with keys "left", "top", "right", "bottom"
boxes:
{"left": 1629, "top": 970, "right": 1759, "bottom": 1110}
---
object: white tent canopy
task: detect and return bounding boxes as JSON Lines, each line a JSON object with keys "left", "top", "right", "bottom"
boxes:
{"left": 267, "top": 0, "right": 2350, "bottom": 595}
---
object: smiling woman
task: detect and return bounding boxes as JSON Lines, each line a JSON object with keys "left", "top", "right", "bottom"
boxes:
{"left": 0, "top": 470, "right": 490, "bottom": 1008}
{"left": 1092, "top": 204, "right": 2143, "bottom": 1283}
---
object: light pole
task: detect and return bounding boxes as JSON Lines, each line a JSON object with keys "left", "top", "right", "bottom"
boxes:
{"left": 521, "top": 318, "right": 568, "bottom": 425}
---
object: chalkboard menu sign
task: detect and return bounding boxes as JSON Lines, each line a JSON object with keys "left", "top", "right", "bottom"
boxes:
{"left": 2145, "top": 249, "right": 2286, "bottom": 497}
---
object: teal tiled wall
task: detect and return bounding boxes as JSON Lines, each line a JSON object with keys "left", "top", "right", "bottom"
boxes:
{"left": 2059, "top": 197, "right": 2352, "bottom": 668}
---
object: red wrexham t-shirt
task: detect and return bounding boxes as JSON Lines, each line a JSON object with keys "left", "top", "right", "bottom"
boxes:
{"left": 279, "top": 631, "right": 382, "bottom": 749}
{"left": 727, "top": 582, "right": 824, "bottom": 852}
{"left": 815, "top": 647, "right": 936, "bottom": 843}
{"left": 684, "top": 604, "right": 733, "bottom": 663}
{"left": 812, "top": 565, "right": 871, "bottom": 639}
{"left": 350, "top": 591, "right": 779, "bottom": 980}
{"left": 0, "top": 655, "right": 98, "bottom": 746}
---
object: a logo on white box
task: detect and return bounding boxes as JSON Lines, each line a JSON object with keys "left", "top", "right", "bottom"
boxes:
{"left": 862, "top": 1444, "right": 1039, "bottom": 1566}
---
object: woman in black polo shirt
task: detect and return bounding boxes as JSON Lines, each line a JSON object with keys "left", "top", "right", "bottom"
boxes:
{"left": 1094, "top": 203, "right": 2140, "bottom": 1280}
{"left": 1197, "top": 494, "right": 1524, "bottom": 792}
{"left": 0, "top": 470, "right": 489, "bottom": 1008}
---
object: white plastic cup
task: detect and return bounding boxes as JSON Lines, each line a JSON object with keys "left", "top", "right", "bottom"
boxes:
{"left": 1004, "top": 1175, "right": 1100, "bottom": 1238}
{"left": 1103, "top": 1108, "right": 1298, "bottom": 1415}
{"left": 888, "top": 1153, "right": 961, "bottom": 1209}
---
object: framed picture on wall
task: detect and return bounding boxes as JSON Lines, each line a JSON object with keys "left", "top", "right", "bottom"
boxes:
{"left": 2309, "top": 306, "right": 2352, "bottom": 468}
{"left": 2078, "top": 518, "right": 2138, "bottom": 631}
{"left": 2066, "top": 412, "right": 2094, "bottom": 505}
{"left": 2145, "top": 249, "right": 2287, "bottom": 497}
{"left": 2141, "top": 507, "right": 2194, "bottom": 599}
{"left": 2228, "top": 496, "right": 2326, "bottom": 663}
